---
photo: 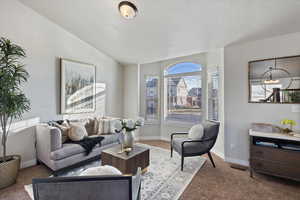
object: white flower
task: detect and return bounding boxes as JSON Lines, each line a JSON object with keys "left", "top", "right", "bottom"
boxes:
{"left": 136, "top": 117, "right": 145, "bottom": 126}
{"left": 126, "top": 119, "right": 135, "bottom": 129}
{"left": 114, "top": 120, "right": 123, "bottom": 132}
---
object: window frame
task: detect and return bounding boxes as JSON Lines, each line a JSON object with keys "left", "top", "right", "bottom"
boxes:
{"left": 144, "top": 75, "right": 160, "bottom": 124}
{"left": 162, "top": 61, "right": 204, "bottom": 125}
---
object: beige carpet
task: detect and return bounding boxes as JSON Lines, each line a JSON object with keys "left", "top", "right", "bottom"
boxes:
{"left": 0, "top": 140, "right": 300, "bottom": 200}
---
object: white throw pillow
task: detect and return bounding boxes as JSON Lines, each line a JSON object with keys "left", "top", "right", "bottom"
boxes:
{"left": 188, "top": 124, "right": 204, "bottom": 139}
{"left": 80, "top": 165, "right": 122, "bottom": 176}
{"left": 68, "top": 123, "right": 88, "bottom": 141}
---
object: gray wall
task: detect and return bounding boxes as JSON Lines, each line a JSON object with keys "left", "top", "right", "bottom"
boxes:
{"left": 224, "top": 32, "right": 300, "bottom": 165}
{"left": 0, "top": 0, "right": 124, "bottom": 167}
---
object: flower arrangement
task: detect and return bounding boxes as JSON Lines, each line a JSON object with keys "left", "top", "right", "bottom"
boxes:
{"left": 115, "top": 118, "right": 144, "bottom": 133}
{"left": 280, "top": 119, "right": 297, "bottom": 133}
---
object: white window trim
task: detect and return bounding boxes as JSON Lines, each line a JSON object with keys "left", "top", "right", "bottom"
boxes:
{"left": 162, "top": 61, "right": 205, "bottom": 125}
{"left": 144, "top": 75, "right": 160, "bottom": 124}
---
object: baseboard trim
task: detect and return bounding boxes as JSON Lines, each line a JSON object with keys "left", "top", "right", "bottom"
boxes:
{"left": 136, "top": 136, "right": 162, "bottom": 141}
{"left": 211, "top": 149, "right": 225, "bottom": 160}
{"left": 21, "top": 159, "right": 37, "bottom": 169}
{"left": 225, "top": 157, "right": 249, "bottom": 167}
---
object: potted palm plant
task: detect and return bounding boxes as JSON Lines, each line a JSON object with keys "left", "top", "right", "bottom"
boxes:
{"left": 0, "top": 37, "right": 30, "bottom": 189}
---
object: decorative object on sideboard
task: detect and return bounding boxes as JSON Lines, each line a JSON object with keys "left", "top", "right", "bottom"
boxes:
{"left": 249, "top": 55, "right": 300, "bottom": 104}
{"left": 115, "top": 118, "right": 144, "bottom": 151}
{"left": 0, "top": 37, "right": 30, "bottom": 189}
{"left": 280, "top": 119, "right": 297, "bottom": 134}
{"left": 60, "top": 58, "right": 96, "bottom": 114}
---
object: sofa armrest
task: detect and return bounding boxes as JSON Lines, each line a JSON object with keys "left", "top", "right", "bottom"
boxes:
{"left": 36, "top": 124, "right": 62, "bottom": 153}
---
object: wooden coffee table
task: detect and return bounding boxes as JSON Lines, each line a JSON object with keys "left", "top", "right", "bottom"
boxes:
{"left": 101, "top": 144, "right": 150, "bottom": 175}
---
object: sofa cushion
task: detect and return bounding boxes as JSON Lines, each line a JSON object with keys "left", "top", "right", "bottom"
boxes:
{"left": 51, "top": 134, "right": 120, "bottom": 160}
{"left": 68, "top": 123, "right": 88, "bottom": 141}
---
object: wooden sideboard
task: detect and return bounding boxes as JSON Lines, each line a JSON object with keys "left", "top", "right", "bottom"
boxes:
{"left": 249, "top": 130, "right": 300, "bottom": 181}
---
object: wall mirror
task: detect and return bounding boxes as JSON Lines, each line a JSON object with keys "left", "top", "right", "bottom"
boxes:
{"left": 249, "top": 55, "right": 300, "bottom": 103}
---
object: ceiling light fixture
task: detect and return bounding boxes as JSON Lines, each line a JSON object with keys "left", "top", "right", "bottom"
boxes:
{"left": 118, "top": 1, "right": 138, "bottom": 19}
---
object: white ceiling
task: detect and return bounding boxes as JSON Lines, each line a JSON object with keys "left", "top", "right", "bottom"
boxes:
{"left": 19, "top": 0, "right": 300, "bottom": 64}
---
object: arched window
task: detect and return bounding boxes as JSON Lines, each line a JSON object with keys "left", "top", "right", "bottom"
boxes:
{"left": 164, "top": 62, "right": 202, "bottom": 123}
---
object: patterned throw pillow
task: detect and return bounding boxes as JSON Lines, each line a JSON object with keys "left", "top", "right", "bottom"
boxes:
{"left": 51, "top": 121, "right": 70, "bottom": 143}
{"left": 68, "top": 123, "right": 88, "bottom": 141}
{"left": 85, "top": 118, "right": 96, "bottom": 136}
{"left": 102, "top": 119, "right": 111, "bottom": 134}
{"left": 95, "top": 117, "right": 104, "bottom": 135}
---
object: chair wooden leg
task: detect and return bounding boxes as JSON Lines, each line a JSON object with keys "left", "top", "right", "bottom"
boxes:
{"left": 171, "top": 146, "right": 173, "bottom": 158}
{"left": 181, "top": 156, "right": 184, "bottom": 171}
{"left": 207, "top": 152, "right": 216, "bottom": 168}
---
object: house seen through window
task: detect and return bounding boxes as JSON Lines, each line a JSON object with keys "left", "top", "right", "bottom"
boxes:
{"left": 164, "top": 62, "right": 202, "bottom": 123}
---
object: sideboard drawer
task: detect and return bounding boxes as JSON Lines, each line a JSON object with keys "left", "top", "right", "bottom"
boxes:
{"left": 251, "top": 145, "right": 300, "bottom": 167}
{"left": 251, "top": 158, "right": 300, "bottom": 181}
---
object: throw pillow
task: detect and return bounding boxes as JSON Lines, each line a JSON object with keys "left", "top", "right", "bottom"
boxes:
{"left": 102, "top": 119, "right": 111, "bottom": 134}
{"left": 85, "top": 118, "right": 96, "bottom": 136}
{"left": 188, "top": 124, "right": 204, "bottom": 140}
{"left": 52, "top": 121, "right": 70, "bottom": 143}
{"left": 68, "top": 123, "right": 88, "bottom": 141}
{"left": 96, "top": 118, "right": 104, "bottom": 135}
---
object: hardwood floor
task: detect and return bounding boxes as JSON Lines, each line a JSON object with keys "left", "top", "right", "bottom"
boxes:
{"left": 0, "top": 140, "right": 299, "bottom": 200}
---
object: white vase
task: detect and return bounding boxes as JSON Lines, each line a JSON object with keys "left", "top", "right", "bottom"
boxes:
{"left": 123, "top": 131, "right": 134, "bottom": 149}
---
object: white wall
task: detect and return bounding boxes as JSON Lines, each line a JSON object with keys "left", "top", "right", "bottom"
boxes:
{"left": 224, "top": 32, "right": 300, "bottom": 166}
{"left": 123, "top": 64, "right": 140, "bottom": 119}
{"left": 0, "top": 0, "right": 124, "bottom": 167}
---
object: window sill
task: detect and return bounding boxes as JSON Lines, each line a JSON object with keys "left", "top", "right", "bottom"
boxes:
{"left": 163, "top": 120, "right": 199, "bottom": 128}
{"left": 144, "top": 120, "right": 160, "bottom": 125}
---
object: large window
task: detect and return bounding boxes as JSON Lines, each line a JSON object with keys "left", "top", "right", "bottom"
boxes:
{"left": 207, "top": 67, "right": 219, "bottom": 121}
{"left": 145, "top": 76, "right": 159, "bottom": 121}
{"left": 164, "top": 62, "right": 202, "bottom": 123}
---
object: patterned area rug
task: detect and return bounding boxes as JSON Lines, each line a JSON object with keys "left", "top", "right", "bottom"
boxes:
{"left": 25, "top": 143, "right": 206, "bottom": 200}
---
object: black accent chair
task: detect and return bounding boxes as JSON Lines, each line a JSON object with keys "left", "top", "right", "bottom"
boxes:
{"left": 32, "top": 168, "right": 142, "bottom": 200}
{"left": 171, "top": 120, "right": 220, "bottom": 171}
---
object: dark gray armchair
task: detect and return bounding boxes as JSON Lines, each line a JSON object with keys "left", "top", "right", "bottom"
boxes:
{"left": 32, "top": 168, "right": 142, "bottom": 200}
{"left": 171, "top": 120, "right": 220, "bottom": 171}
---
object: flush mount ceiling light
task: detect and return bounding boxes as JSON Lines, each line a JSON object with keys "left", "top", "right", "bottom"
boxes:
{"left": 118, "top": 1, "right": 138, "bottom": 19}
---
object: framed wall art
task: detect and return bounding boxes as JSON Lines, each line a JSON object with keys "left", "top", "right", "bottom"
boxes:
{"left": 60, "top": 58, "right": 96, "bottom": 114}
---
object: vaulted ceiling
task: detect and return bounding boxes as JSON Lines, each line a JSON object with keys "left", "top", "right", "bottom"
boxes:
{"left": 19, "top": 0, "right": 300, "bottom": 64}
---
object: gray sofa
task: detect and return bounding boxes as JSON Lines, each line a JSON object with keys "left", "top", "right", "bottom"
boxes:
{"left": 36, "top": 124, "right": 120, "bottom": 171}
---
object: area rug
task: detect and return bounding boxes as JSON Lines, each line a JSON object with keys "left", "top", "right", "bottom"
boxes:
{"left": 25, "top": 143, "right": 206, "bottom": 200}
